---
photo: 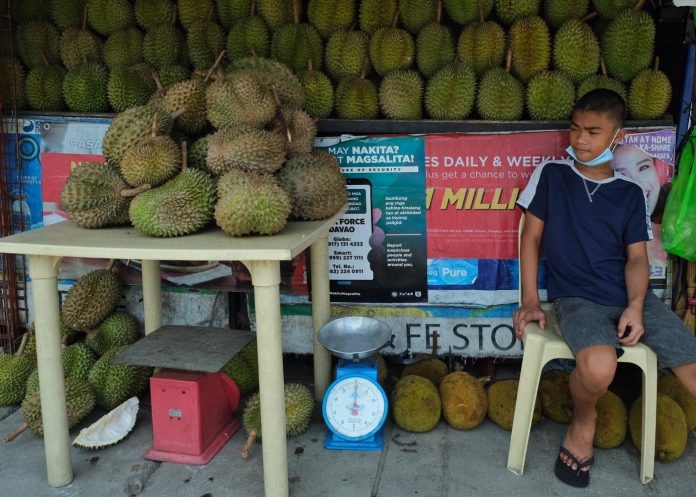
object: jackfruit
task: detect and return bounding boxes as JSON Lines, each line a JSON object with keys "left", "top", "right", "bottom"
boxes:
{"left": 602, "top": 9, "right": 654, "bottom": 82}
{"left": 207, "top": 128, "right": 287, "bottom": 175}
{"left": 300, "top": 64, "right": 334, "bottom": 118}
{"left": 543, "top": 0, "right": 589, "bottom": 28}
{"left": 335, "top": 74, "right": 378, "bottom": 119}
{"left": 392, "top": 375, "right": 441, "bottom": 432}
{"left": 444, "top": 0, "right": 493, "bottom": 24}
{"left": 134, "top": 0, "right": 176, "bottom": 30}
{"left": 86, "top": 0, "right": 134, "bottom": 36}
{"left": 16, "top": 21, "right": 61, "bottom": 69}
{"left": 416, "top": 8, "right": 455, "bottom": 78}
{"left": 539, "top": 370, "right": 572, "bottom": 423}
{"left": 143, "top": 24, "right": 189, "bottom": 70}
{"left": 61, "top": 268, "right": 121, "bottom": 332}
{"left": 103, "top": 28, "right": 144, "bottom": 70}
{"left": 178, "top": 0, "right": 215, "bottom": 30}
{"left": 594, "top": 390, "right": 627, "bottom": 448}
{"left": 271, "top": 20, "right": 324, "bottom": 74}
{"left": 358, "top": 0, "right": 396, "bottom": 34}
{"left": 495, "top": 0, "right": 541, "bottom": 25}
{"left": 526, "top": 70, "right": 575, "bottom": 120}
{"left": 274, "top": 108, "right": 317, "bottom": 156}
{"left": 107, "top": 64, "right": 157, "bottom": 113}
{"left": 658, "top": 372, "right": 696, "bottom": 432}
{"left": 120, "top": 116, "right": 181, "bottom": 188}
{"left": 379, "top": 70, "right": 423, "bottom": 120}
{"left": 217, "top": 0, "right": 252, "bottom": 28}
{"left": 60, "top": 27, "right": 103, "bottom": 70}
{"left": 307, "top": 0, "right": 356, "bottom": 39}
{"left": 187, "top": 21, "right": 226, "bottom": 71}
{"left": 425, "top": 61, "right": 476, "bottom": 120}
{"left": 399, "top": 0, "right": 437, "bottom": 34}
{"left": 86, "top": 312, "right": 140, "bottom": 356}
{"left": 553, "top": 20, "right": 600, "bottom": 83}
{"left": 51, "top": 0, "right": 87, "bottom": 29}
{"left": 102, "top": 105, "right": 174, "bottom": 166}
{"left": 372, "top": 353, "right": 388, "bottom": 385}
{"left": 439, "top": 371, "right": 487, "bottom": 430}
{"left": 25, "top": 65, "right": 65, "bottom": 112}
{"left": 477, "top": 66, "right": 525, "bottom": 120}
{"left": 227, "top": 14, "right": 270, "bottom": 60}
{"left": 0, "top": 348, "right": 33, "bottom": 406}
{"left": 627, "top": 65, "right": 671, "bottom": 120}
{"left": 457, "top": 20, "right": 506, "bottom": 77}
{"left": 509, "top": 16, "right": 550, "bottom": 83}
{"left": 402, "top": 357, "right": 448, "bottom": 386}
{"left": 88, "top": 346, "right": 152, "bottom": 410}
{"left": 257, "top": 0, "right": 295, "bottom": 30}
{"left": 486, "top": 379, "right": 542, "bottom": 431}
{"left": 162, "top": 79, "right": 209, "bottom": 134}
{"left": 629, "top": 393, "right": 688, "bottom": 462}
{"left": 325, "top": 31, "right": 369, "bottom": 81}
{"left": 63, "top": 63, "right": 109, "bottom": 112}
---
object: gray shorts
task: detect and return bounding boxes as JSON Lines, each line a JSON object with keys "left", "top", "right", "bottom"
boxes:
{"left": 553, "top": 293, "right": 696, "bottom": 369}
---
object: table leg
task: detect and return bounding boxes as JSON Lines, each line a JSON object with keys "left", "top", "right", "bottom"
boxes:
{"left": 29, "top": 255, "right": 73, "bottom": 487}
{"left": 310, "top": 237, "right": 331, "bottom": 401}
{"left": 140, "top": 260, "right": 162, "bottom": 334}
{"left": 241, "top": 260, "right": 288, "bottom": 497}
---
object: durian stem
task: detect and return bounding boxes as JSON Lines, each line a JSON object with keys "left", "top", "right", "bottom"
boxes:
{"left": 150, "top": 113, "right": 159, "bottom": 138}
{"left": 580, "top": 12, "right": 597, "bottom": 22}
{"left": 120, "top": 184, "right": 151, "bottom": 197}
{"left": 505, "top": 48, "right": 512, "bottom": 73}
{"left": 15, "top": 331, "right": 29, "bottom": 356}
{"left": 392, "top": 9, "right": 400, "bottom": 29}
{"left": 600, "top": 58, "right": 608, "bottom": 77}
{"left": 292, "top": 0, "right": 300, "bottom": 25}
{"left": 181, "top": 142, "right": 188, "bottom": 171}
{"left": 151, "top": 69, "right": 164, "bottom": 92}
{"left": 360, "top": 57, "right": 370, "bottom": 79}
{"left": 204, "top": 51, "right": 226, "bottom": 83}
{"left": 250, "top": 46, "right": 258, "bottom": 58}
{"left": 478, "top": 375, "right": 492, "bottom": 386}
{"left": 171, "top": 108, "right": 187, "bottom": 120}
{"left": 478, "top": 0, "right": 484, "bottom": 23}
{"left": 39, "top": 50, "right": 48, "bottom": 67}
{"left": 241, "top": 431, "right": 258, "bottom": 459}
{"left": 250, "top": 0, "right": 256, "bottom": 18}
{"left": 307, "top": 58, "right": 314, "bottom": 72}
{"left": 634, "top": 0, "right": 646, "bottom": 10}
{"left": 436, "top": 0, "right": 442, "bottom": 25}
{"left": 654, "top": 56, "right": 660, "bottom": 71}
{"left": 207, "top": 3, "right": 214, "bottom": 22}
{"left": 4, "top": 423, "right": 29, "bottom": 443}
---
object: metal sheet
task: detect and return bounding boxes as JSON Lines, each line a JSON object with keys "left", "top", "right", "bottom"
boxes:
{"left": 113, "top": 325, "right": 256, "bottom": 372}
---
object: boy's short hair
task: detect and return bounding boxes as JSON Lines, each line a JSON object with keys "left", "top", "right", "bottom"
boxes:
{"left": 573, "top": 89, "right": 626, "bottom": 127}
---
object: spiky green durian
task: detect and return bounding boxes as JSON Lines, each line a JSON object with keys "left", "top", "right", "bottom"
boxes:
{"left": 425, "top": 62, "right": 476, "bottom": 120}
{"left": 103, "top": 28, "right": 144, "bottom": 70}
{"left": 143, "top": 24, "right": 188, "bottom": 69}
{"left": 257, "top": 0, "right": 295, "bottom": 29}
{"left": 61, "top": 268, "right": 121, "bottom": 331}
{"left": 178, "top": 0, "right": 215, "bottom": 30}
{"left": 335, "top": 75, "right": 378, "bottom": 119}
{"left": 25, "top": 65, "right": 66, "bottom": 111}
{"left": 206, "top": 71, "right": 277, "bottom": 128}
{"left": 399, "top": 0, "right": 437, "bottom": 34}
{"left": 299, "top": 65, "right": 333, "bottom": 118}
{"left": 229, "top": 56, "right": 306, "bottom": 109}
{"left": 0, "top": 353, "right": 33, "bottom": 405}
{"left": 86, "top": 312, "right": 140, "bottom": 356}
{"left": 307, "top": 0, "right": 356, "bottom": 39}
{"left": 509, "top": 16, "right": 550, "bottom": 83}
{"left": 221, "top": 356, "right": 258, "bottom": 392}
{"left": 189, "top": 136, "right": 211, "bottom": 171}
{"left": 358, "top": 0, "right": 396, "bottom": 34}
{"left": 216, "top": 0, "right": 252, "bottom": 28}
{"left": 16, "top": 21, "right": 61, "bottom": 69}
{"left": 553, "top": 20, "right": 600, "bottom": 83}
{"left": 527, "top": 70, "right": 575, "bottom": 120}
{"left": 416, "top": 17, "right": 455, "bottom": 78}
{"left": 120, "top": 118, "right": 181, "bottom": 187}
{"left": 135, "top": 0, "right": 176, "bottom": 29}
{"left": 457, "top": 21, "right": 505, "bottom": 77}
{"left": 277, "top": 152, "right": 347, "bottom": 220}
{"left": 59, "top": 27, "right": 103, "bottom": 69}
{"left": 369, "top": 26, "right": 415, "bottom": 77}
{"left": 577, "top": 74, "right": 626, "bottom": 101}
{"left": 102, "top": 105, "right": 175, "bottom": 166}
{"left": 207, "top": 128, "right": 286, "bottom": 175}
{"left": 379, "top": 70, "right": 423, "bottom": 120}
{"left": 325, "top": 30, "right": 369, "bottom": 81}
{"left": 187, "top": 21, "right": 226, "bottom": 70}
{"left": 63, "top": 343, "right": 96, "bottom": 381}
{"left": 275, "top": 108, "right": 317, "bottom": 156}
{"left": 86, "top": 0, "right": 134, "bottom": 35}
{"left": 444, "top": 0, "right": 493, "bottom": 24}
{"left": 129, "top": 168, "right": 217, "bottom": 237}
{"left": 88, "top": 346, "right": 152, "bottom": 410}
{"left": 242, "top": 383, "right": 314, "bottom": 442}
{"left": 237, "top": 338, "right": 258, "bottom": 373}
{"left": 63, "top": 63, "right": 109, "bottom": 112}
{"left": 495, "top": 0, "right": 541, "bottom": 25}
{"left": 14, "top": 0, "right": 45, "bottom": 22}
{"left": 543, "top": 0, "right": 589, "bottom": 28}
{"left": 21, "top": 378, "right": 96, "bottom": 435}
{"left": 593, "top": 0, "right": 636, "bottom": 19}
{"left": 271, "top": 22, "right": 324, "bottom": 74}
{"left": 627, "top": 67, "right": 672, "bottom": 120}
{"left": 158, "top": 65, "right": 192, "bottom": 87}
{"left": 50, "top": 0, "right": 88, "bottom": 29}
{"left": 0, "top": 57, "right": 26, "bottom": 110}
{"left": 477, "top": 67, "right": 525, "bottom": 120}
{"left": 107, "top": 64, "right": 157, "bottom": 113}
{"left": 602, "top": 9, "right": 655, "bottom": 82}
{"left": 227, "top": 15, "right": 270, "bottom": 59}
{"left": 162, "top": 79, "right": 209, "bottom": 134}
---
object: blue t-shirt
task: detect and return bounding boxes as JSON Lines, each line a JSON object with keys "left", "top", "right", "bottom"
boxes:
{"left": 517, "top": 162, "right": 652, "bottom": 307}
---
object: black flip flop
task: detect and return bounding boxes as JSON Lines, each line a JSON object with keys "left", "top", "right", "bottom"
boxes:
{"left": 554, "top": 445, "right": 595, "bottom": 488}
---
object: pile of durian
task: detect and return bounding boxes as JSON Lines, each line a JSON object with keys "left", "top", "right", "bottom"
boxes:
{"left": 0, "top": 0, "right": 671, "bottom": 121}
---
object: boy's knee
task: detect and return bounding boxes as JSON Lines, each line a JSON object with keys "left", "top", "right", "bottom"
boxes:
{"left": 575, "top": 346, "right": 617, "bottom": 392}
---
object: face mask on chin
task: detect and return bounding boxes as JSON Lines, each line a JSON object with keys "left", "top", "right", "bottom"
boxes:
{"left": 566, "top": 129, "right": 621, "bottom": 168}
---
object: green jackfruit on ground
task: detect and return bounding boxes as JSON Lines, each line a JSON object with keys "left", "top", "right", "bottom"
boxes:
{"left": 63, "top": 63, "right": 109, "bottom": 113}
{"left": 658, "top": 372, "right": 696, "bottom": 432}
{"left": 358, "top": 0, "right": 396, "bottom": 34}
{"left": 425, "top": 61, "right": 477, "bottom": 120}
{"left": 61, "top": 268, "right": 121, "bottom": 331}
{"left": 25, "top": 65, "right": 66, "bottom": 112}
{"left": 594, "top": 390, "right": 627, "bottom": 448}
{"left": 539, "top": 369, "right": 572, "bottom": 423}
{"left": 629, "top": 393, "right": 688, "bottom": 462}
{"left": 392, "top": 375, "right": 441, "bottom": 432}
{"left": 402, "top": 357, "right": 448, "bottom": 386}
{"left": 486, "top": 379, "right": 542, "bottom": 431}
{"left": 87, "top": 346, "right": 152, "bottom": 410}
{"left": 439, "top": 371, "right": 488, "bottom": 430}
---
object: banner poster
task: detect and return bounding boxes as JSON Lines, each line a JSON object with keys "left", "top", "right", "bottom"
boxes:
{"left": 314, "top": 135, "right": 428, "bottom": 303}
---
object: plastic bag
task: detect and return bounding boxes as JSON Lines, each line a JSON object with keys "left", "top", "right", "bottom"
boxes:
{"left": 662, "top": 126, "right": 696, "bottom": 260}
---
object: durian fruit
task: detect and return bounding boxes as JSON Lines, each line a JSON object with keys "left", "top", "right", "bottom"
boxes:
{"left": 241, "top": 383, "right": 314, "bottom": 458}
{"left": 103, "top": 28, "right": 144, "bottom": 70}
{"left": 102, "top": 105, "right": 174, "bottom": 167}
{"left": 509, "top": 16, "right": 550, "bottom": 83}
{"left": 143, "top": 24, "right": 189, "bottom": 70}
{"left": 602, "top": 8, "right": 654, "bottom": 82}
{"left": 358, "top": 0, "right": 397, "bottom": 34}
{"left": 399, "top": 0, "right": 437, "bottom": 34}
{"left": 495, "top": 0, "right": 541, "bottom": 25}
{"left": 24, "top": 321, "right": 83, "bottom": 363}
{"left": 229, "top": 56, "right": 306, "bottom": 109}
{"left": 379, "top": 70, "right": 423, "bottom": 120}
{"left": 162, "top": 79, "right": 209, "bottom": 135}
{"left": 88, "top": 346, "right": 152, "bottom": 410}
{"left": 444, "top": 0, "right": 493, "bottom": 24}
{"left": 86, "top": 0, "right": 134, "bottom": 36}
{"left": 627, "top": 59, "right": 672, "bottom": 120}
{"left": 658, "top": 372, "right": 696, "bottom": 432}
{"left": 86, "top": 312, "right": 140, "bottom": 356}
{"left": 576, "top": 59, "right": 626, "bottom": 100}
{"left": 63, "top": 63, "right": 109, "bottom": 112}
{"left": 416, "top": 1, "right": 455, "bottom": 78}
{"left": 299, "top": 60, "right": 334, "bottom": 118}
{"left": 425, "top": 61, "right": 477, "bottom": 120}
{"left": 526, "top": 70, "right": 575, "bottom": 120}
{"left": 271, "top": 1, "right": 324, "bottom": 74}
{"left": 221, "top": 355, "right": 259, "bottom": 393}
{"left": 226, "top": 2, "right": 270, "bottom": 59}
{"left": 439, "top": 371, "right": 488, "bottom": 430}
{"left": 189, "top": 135, "right": 211, "bottom": 171}
{"left": 187, "top": 21, "right": 226, "bottom": 71}
{"left": 120, "top": 114, "right": 181, "bottom": 188}
{"left": 543, "top": 0, "right": 589, "bottom": 28}
{"left": 274, "top": 108, "right": 317, "bottom": 156}
{"left": 13, "top": 0, "right": 45, "bottom": 22}
{"left": 16, "top": 21, "right": 61, "bottom": 69}
{"left": 477, "top": 51, "right": 525, "bottom": 120}
{"left": 392, "top": 375, "right": 441, "bottom": 432}
{"left": 277, "top": 152, "right": 348, "bottom": 220}
{"left": 553, "top": 20, "right": 600, "bottom": 83}
{"left": 60, "top": 162, "right": 143, "bottom": 229}
{"left": 25, "top": 64, "right": 66, "bottom": 111}
{"left": 307, "top": 0, "right": 356, "bottom": 39}
{"left": 0, "top": 335, "right": 33, "bottom": 406}
{"left": 486, "top": 379, "right": 542, "bottom": 431}
{"left": 217, "top": 0, "right": 253, "bottom": 28}
{"left": 457, "top": 15, "right": 505, "bottom": 77}
{"left": 335, "top": 70, "right": 379, "bottom": 119}
{"left": 0, "top": 57, "right": 27, "bottom": 110}
{"left": 237, "top": 339, "right": 258, "bottom": 374}
{"left": 325, "top": 30, "right": 369, "bottom": 82}
{"left": 539, "top": 370, "right": 572, "bottom": 423}
{"left": 402, "top": 357, "right": 448, "bottom": 386}
{"left": 24, "top": 369, "right": 40, "bottom": 398}
{"left": 593, "top": 389, "right": 627, "bottom": 448}
{"left": 257, "top": 0, "right": 295, "bottom": 30}
{"left": 107, "top": 64, "right": 157, "bottom": 113}
{"left": 207, "top": 127, "right": 287, "bottom": 175}
{"left": 158, "top": 65, "right": 192, "bottom": 87}
{"left": 61, "top": 268, "right": 121, "bottom": 331}
{"left": 134, "top": 0, "right": 176, "bottom": 30}
{"left": 593, "top": 0, "right": 636, "bottom": 19}
{"left": 178, "top": 0, "right": 215, "bottom": 29}
{"left": 60, "top": 26, "right": 103, "bottom": 69}
{"left": 63, "top": 343, "right": 97, "bottom": 382}
{"left": 369, "top": 23, "right": 415, "bottom": 77}
{"left": 129, "top": 145, "right": 216, "bottom": 237}
{"left": 629, "top": 393, "right": 688, "bottom": 462}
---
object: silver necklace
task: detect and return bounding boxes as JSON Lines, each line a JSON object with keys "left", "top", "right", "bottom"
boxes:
{"left": 582, "top": 178, "right": 601, "bottom": 203}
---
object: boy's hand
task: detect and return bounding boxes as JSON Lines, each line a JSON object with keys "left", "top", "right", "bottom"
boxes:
{"left": 617, "top": 307, "right": 644, "bottom": 346}
{"left": 513, "top": 305, "right": 546, "bottom": 340}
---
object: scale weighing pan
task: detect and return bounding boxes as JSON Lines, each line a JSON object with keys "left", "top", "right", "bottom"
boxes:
{"left": 318, "top": 317, "right": 392, "bottom": 361}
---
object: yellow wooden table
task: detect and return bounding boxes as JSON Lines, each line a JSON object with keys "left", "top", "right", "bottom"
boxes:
{"left": 0, "top": 210, "right": 345, "bottom": 497}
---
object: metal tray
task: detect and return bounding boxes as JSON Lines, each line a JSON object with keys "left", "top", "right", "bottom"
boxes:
{"left": 318, "top": 317, "right": 392, "bottom": 361}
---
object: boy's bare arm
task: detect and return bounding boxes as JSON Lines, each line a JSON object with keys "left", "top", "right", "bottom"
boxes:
{"left": 618, "top": 241, "right": 649, "bottom": 346}
{"left": 513, "top": 212, "right": 546, "bottom": 338}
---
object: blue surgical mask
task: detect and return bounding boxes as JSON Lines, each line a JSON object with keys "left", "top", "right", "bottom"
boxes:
{"left": 566, "top": 129, "right": 621, "bottom": 167}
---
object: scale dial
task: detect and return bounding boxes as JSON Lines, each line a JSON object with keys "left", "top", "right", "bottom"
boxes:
{"left": 323, "top": 374, "right": 387, "bottom": 440}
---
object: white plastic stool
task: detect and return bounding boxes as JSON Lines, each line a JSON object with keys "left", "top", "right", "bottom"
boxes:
{"left": 507, "top": 215, "right": 658, "bottom": 484}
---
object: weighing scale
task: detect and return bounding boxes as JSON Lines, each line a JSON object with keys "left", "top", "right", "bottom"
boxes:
{"left": 318, "top": 317, "right": 393, "bottom": 451}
